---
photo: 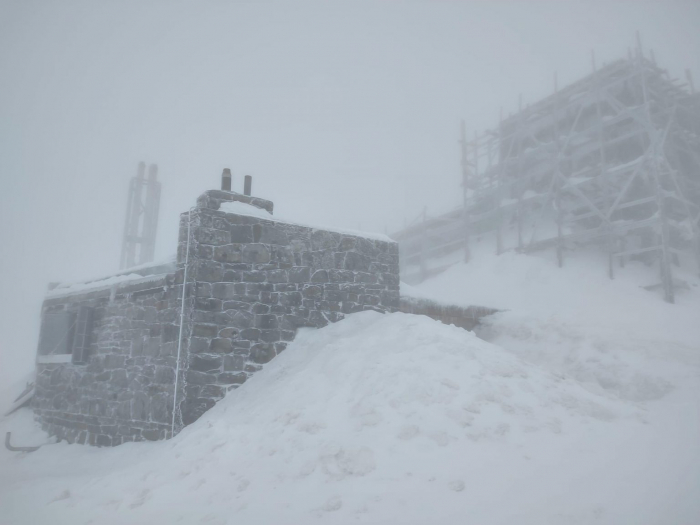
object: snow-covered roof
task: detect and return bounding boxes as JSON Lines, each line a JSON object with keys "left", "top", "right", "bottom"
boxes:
{"left": 219, "top": 201, "right": 393, "bottom": 243}
{"left": 46, "top": 255, "right": 177, "bottom": 298}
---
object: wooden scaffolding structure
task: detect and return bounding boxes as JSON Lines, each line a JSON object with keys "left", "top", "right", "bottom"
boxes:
{"left": 394, "top": 40, "right": 700, "bottom": 303}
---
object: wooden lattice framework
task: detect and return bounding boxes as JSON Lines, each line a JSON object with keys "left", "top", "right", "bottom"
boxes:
{"left": 395, "top": 40, "right": 700, "bottom": 303}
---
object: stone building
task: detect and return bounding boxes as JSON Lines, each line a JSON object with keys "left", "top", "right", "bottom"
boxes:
{"left": 32, "top": 186, "right": 401, "bottom": 446}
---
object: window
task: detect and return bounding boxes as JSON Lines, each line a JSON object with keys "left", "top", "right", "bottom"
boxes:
{"left": 72, "top": 306, "right": 94, "bottom": 364}
{"left": 36, "top": 306, "right": 93, "bottom": 364}
{"left": 37, "top": 311, "right": 76, "bottom": 357}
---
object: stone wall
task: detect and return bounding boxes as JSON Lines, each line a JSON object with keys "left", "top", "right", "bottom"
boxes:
{"left": 399, "top": 296, "right": 498, "bottom": 332}
{"left": 33, "top": 273, "right": 183, "bottom": 446}
{"left": 174, "top": 193, "right": 400, "bottom": 427}
{"left": 33, "top": 190, "right": 401, "bottom": 445}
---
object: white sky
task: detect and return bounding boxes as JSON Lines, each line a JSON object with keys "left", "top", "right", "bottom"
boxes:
{"left": 1, "top": 0, "right": 699, "bottom": 386}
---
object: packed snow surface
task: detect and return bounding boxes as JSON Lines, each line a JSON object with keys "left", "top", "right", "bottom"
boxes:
{"left": 46, "top": 255, "right": 177, "bottom": 298}
{"left": 1, "top": 249, "right": 699, "bottom": 524}
{"left": 219, "top": 201, "right": 393, "bottom": 242}
{"left": 46, "top": 273, "right": 160, "bottom": 298}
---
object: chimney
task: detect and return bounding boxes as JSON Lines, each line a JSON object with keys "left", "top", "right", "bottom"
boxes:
{"left": 221, "top": 168, "right": 232, "bottom": 191}
{"left": 244, "top": 175, "right": 252, "bottom": 196}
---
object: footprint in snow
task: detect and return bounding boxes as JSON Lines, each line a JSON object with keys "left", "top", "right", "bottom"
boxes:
{"left": 431, "top": 431, "right": 450, "bottom": 446}
{"left": 322, "top": 496, "right": 343, "bottom": 512}
{"left": 129, "top": 488, "right": 151, "bottom": 509}
{"left": 191, "top": 478, "right": 206, "bottom": 490}
{"left": 449, "top": 480, "right": 465, "bottom": 492}
{"left": 48, "top": 489, "right": 71, "bottom": 504}
{"left": 200, "top": 514, "right": 226, "bottom": 524}
{"left": 397, "top": 425, "right": 419, "bottom": 440}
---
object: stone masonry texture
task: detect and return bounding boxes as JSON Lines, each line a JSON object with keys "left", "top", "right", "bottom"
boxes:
{"left": 398, "top": 296, "right": 498, "bottom": 332}
{"left": 33, "top": 190, "right": 400, "bottom": 445}
{"left": 33, "top": 275, "right": 182, "bottom": 446}
{"left": 175, "top": 194, "right": 400, "bottom": 427}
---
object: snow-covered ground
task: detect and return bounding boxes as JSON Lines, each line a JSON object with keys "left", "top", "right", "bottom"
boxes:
{"left": 1, "top": 249, "right": 699, "bottom": 524}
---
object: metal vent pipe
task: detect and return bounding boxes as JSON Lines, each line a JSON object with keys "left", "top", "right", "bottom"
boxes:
{"left": 221, "top": 168, "right": 232, "bottom": 191}
{"left": 244, "top": 175, "right": 252, "bottom": 196}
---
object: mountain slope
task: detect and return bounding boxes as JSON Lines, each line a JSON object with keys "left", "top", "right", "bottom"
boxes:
{"left": 1, "top": 249, "right": 699, "bottom": 524}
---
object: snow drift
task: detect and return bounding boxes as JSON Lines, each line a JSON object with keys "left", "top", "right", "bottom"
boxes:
{"left": 1, "top": 248, "right": 699, "bottom": 524}
{"left": 405, "top": 249, "right": 700, "bottom": 405}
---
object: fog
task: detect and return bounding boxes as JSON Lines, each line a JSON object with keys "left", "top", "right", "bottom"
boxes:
{"left": 1, "top": 0, "right": 699, "bottom": 388}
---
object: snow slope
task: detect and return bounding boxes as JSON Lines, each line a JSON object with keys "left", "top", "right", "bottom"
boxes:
{"left": 1, "top": 249, "right": 699, "bottom": 525}
{"left": 404, "top": 249, "right": 700, "bottom": 405}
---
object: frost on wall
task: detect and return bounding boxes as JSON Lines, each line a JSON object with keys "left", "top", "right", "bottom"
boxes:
{"left": 33, "top": 274, "right": 182, "bottom": 446}
{"left": 175, "top": 191, "right": 400, "bottom": 428}
{"left": 33, "top": 190, "right": 400, "bottom": 445}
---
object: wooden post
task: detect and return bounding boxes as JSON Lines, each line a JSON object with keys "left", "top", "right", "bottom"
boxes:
{"left": 460, "top": 120, "right": 471, "bottom": 262}
{"left": 492, "top": 134, "right": 503, "bottom": 255}
{"left": 593, "top": 50, "right": 615, "bottom": 279}
{"left": 686, "top": 69, "right": 696, "bottom": 94}
{"left": 420, "top": 206, "right": 428, "bottom": 281}
{"left": 474, "top": 130, "right": 479, "bottom": 181}
{"left": 638, "top": 33, "right": 674, "bottom": 302}
{"left": 655, "top": 176, "right": 674, "bottom": 303}
{"left": 517, "top": 95, "right": 525, "bottom": 251}
{"left": 552, "top": 79, "right": 564, "bottom": 268}
{"left": 555, "top": 179, "right": 564, "bottom": 268}
{"left": 619, "top": 238, "right": 626, "bottom": 268}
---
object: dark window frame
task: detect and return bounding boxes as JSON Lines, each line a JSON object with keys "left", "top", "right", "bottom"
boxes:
{"left": 37, "top": 306, "right": 94, "bottom": 365}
